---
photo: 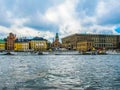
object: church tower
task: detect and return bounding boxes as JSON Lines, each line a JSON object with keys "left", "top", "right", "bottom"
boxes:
{"left": 52, "top": 33, "right": 61, "bottom": 49}
{"left": 6, "top": 33, "right": 16, "bottom": 51}
{"left": 55, "top": 33, "right": 59, "bottom": 42}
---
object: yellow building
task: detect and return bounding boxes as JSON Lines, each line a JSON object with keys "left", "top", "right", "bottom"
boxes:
{"left": 77, "top": 41, "right": 94, "bottom": 51}
{"left": 29, "top": 37, "right": 47, "bottom": 51}
{"left": 14, "top": 39, "right": 29, "bottom": 51}
{"left": 0, "top": 39, "right": 5, "bottom": 51}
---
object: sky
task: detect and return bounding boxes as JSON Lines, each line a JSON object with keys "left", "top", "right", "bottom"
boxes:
{"left": 0, "top": 0, "right": 120, "bottom": 41}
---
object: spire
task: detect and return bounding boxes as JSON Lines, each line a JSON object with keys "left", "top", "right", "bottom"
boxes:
{"left": 55, "top": 33, "right": 59, "bottom": 39}
{"left": 53, "top": 38, "right": 54, "bottom": 42}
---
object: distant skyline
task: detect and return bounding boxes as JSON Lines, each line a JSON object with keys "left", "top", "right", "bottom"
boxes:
{"left": 0, "top": 0, "right": 120, "bottom": 41}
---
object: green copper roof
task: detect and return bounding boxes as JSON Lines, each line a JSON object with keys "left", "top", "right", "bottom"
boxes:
{"left": 0, "top": 39, "right": 5, "bottom": 43}
{"left": 56, "top": 33, "right": 59, "bottom": 38}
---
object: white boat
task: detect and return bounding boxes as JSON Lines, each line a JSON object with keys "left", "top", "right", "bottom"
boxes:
{"left": 54, "top": 50, "right": 81, "bottom": 55}
{"left": 106, "top": 50, "right": 120, "bottom": 55}
{"left": 39, "top": 50, "right": 81, "bottom": 55}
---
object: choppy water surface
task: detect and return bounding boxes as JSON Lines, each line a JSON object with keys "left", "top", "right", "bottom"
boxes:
{"left": 0, "top": 54, "right": 120, "bottom": 90}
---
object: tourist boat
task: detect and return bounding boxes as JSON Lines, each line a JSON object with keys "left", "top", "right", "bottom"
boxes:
{"left": 38, "top": 50, "right": 81, "bottom": 55}
{"left": 38, "top": 50, "right": 107, "bottom": 55}
{"left": 54, "top": 50, "right": 81, "bottom": 55}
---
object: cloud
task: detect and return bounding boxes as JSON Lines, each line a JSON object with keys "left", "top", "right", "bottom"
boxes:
{"left": 0, "top": 25, "right": 54, "bottom": 40}
{"left": 0, "top": 0, "right": 120, "bottom": 40}
{"left": 0, "top": 0, "right": 56, "bottom": 40}
{"left": 96, "top": 0, "right": 120, "bottom": 25}
{"left": 44, "top": 0, "right": 83, "bottom": 37}
{"left": 43, "top": 0, "right": 120, "bottom": 37}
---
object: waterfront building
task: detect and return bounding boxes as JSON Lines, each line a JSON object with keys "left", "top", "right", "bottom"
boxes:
{"left": 0, "top": 39, "right": 5, "bottom": 51}
{"left": 62, "top": 34, "right": 120, "bottom": 50}
{"left": 14, "top": 38, "right": 29, "bottom": 51}
{"left": 29, "top": 37, "right": 47, "bottom": 51}
{"left": 51, "top": 33, "right": 62, "bottom": 49}
{"left": 6, "top": 33, "right": 16, "bottom": 51}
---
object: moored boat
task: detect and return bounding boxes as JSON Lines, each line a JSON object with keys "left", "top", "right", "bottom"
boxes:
{"left": 54, "top": 50, "right": 81, "bottom": 55}
{"left": 38, "top": 50, "right": 81, "bottom": 55}
{"left": 81, "top": 51, "right": 107, "bottom": 55}
{"left": 0, "top": 51, "right": 16, "bottom": 55}
{"left": 106, "top": 50, "right": 120, "bottom": 55}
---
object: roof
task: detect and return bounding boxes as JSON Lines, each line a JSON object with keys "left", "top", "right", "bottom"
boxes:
{"left": 15, "top": 38, "right": 30, "bottom": 43}
{"left": 62, "top": 33, "right": 120, "bottom": 39}
{"left": 31, "top": 37, "right": 47, "bottom": 41}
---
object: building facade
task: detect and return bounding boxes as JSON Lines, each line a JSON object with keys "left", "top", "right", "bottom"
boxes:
{"left": 29, "top": 37, "right": 47, "bottom": 51}
{"left": 6, "top": 33, "right": 16, "bottom": 51}
{"left": 0, "top": 39, "right": 5, "bottom": 51}
{"left": 14, "top": 39, "right": 29, "bottom": 51}
{"left": 62, "top": 34, "right": 120, "bottom": 50}
{"left": 77, "top": 40, "right": 94, "bottom": 51}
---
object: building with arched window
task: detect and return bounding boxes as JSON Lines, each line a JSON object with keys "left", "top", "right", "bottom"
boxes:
{"left": 6, "top": 33, "right": 16, "bottom": 51}
{"left": 62, "top": 34, "right": 120, "bottom": 50}
{"left": 29, "top": 37, "right": 47, "bottom": 51}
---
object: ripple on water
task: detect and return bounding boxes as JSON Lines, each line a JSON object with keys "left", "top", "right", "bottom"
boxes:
{"left": 0, "top": 55, "right": 120, "bottom": 90}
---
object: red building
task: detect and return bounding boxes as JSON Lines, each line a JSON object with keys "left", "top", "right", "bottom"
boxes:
{"left": 6, "top": 33, "right": 16, "bottom": 51}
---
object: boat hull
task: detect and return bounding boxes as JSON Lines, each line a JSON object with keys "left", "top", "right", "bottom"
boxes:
{"left": 40, "top": 51, "right": 81, "bottom": 55}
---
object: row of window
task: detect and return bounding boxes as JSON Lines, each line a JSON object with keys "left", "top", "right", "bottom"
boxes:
{"left": 77, "top": 43, "right": 115, "bottom": 47}
{"left": 94, "top": 44, "right": 113, "bottom": 47}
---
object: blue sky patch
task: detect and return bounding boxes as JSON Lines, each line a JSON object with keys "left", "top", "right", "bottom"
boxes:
{"left": 115, "top": 27, "right": 120, "bottom": 33}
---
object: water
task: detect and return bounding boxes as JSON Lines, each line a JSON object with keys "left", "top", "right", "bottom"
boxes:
{"left": 0, "top": 54, "right": 120, "bottom": 90}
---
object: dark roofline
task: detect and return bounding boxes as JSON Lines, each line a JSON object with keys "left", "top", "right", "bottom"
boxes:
{"left": 62, "top": 33, "right": 120, "bottom": 39}
{"left": 62, "top": 33, "right": 78, "bottom": 39}
{"left": 30, "top": 39, "right": 47, "bottom": 41}
{"left": 31, "top": 37, "right": 47, "bottom": 41}
{"left": 15, "top": 38, "right": 30, "bottom": 43}
{"left": 15, "top": 41, "right": 29, "bottom": 43}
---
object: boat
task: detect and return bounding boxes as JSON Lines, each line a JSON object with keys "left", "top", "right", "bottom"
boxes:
{"left": 38, "top": 51, "right": 43, "bottom": 55}
{"left": 81, "top": 51, "right": 97, "bottom": 55}
{"left": 106, "top": 50, "right": 120, "bottom": 55}
{"left": 38, "top": 49, "right": 107, "bottom": 55}
{"left": 0, "top": 51, "right": 16, "bottom": 55}
{"left": 54, "top": 50, "right": 81, "bottom": 55}
{"left": 81, "top": 50, "right": 107, "bottom": 55}
{"left": 38, "top": 50, "right": 81, "bottom": 55}
{"left": 4, "top": 52, "right": 14, "bottom": 55}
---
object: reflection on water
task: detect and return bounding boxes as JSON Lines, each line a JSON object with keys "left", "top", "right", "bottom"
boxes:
{"left": 0, "top": 55, "right": 120, "bottom": 90}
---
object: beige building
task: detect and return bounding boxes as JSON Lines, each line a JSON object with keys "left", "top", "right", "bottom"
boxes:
{"left": 29, "top": 37, "right": 47, "bottom": 51}
{"left": 62, "top": 34, "right": 120, "bottom": 50}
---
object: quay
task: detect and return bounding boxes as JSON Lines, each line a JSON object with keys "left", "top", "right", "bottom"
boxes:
{"left": 0, "top": 33, "right": 120, "bottom": 55}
